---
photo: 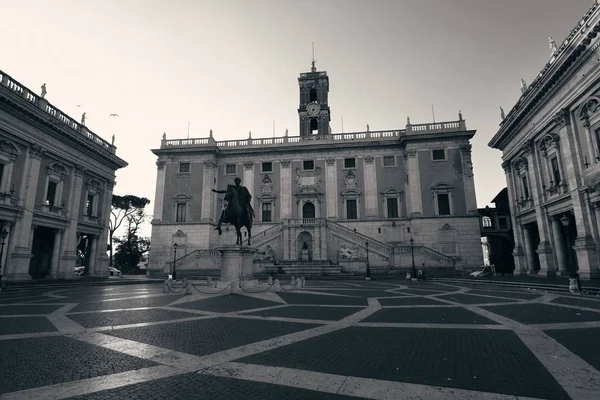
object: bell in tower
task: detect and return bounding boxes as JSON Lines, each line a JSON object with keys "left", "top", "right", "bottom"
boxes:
{"left": 298, "top": 56, "right": 331, "bottom": 138}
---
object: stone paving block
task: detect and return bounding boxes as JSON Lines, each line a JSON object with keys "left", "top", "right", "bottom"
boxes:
{"left": 306, "top": 289, "right": 406, "bottom": 298}
{"left": 363, "top": 307, "right": 499, "bottom": 324}
{"left": 0, "top": 295, "right": 49, "bottom": 304}
{"left": 65, "top": 372, "right": 360, "bottom": 400}
{"left": 277, "top": 293, "right": 368, "bottom": 306}
{"left": 105, "top": 317, "right": 320, "bottom": 357}
{"left": 545, "top": 327, "right": 600, "bottom": 373}
{"left": 467, "top": 289, "right": 543, "bottom": 300}
{"left": 482, "top": 304, "right": 600, "bottom": 325}
{"left": 397, "top": 289, "right": 449, "bottom": 296}
{"left": 69, "top": 295, "right": 184, "bottom": 312}
{"left": 550, "top": 296, "right": 600, "bottom": 310}
{"left": 0, "top": 336, "right": 157, "bottom": 395}
{"left": 0, "top": 304, "right": 64, "bottom": 315}
{"left": 172, "top": 294, "right": 280, "bottom": 313}
{"left": 243, "top": 305, "right": 365, "bottom": 321}
{"left": 237, "top": 327, "right": 568, "bottom": 400}
{"left": 435, "top": 293, "right": 518, "bottom": 305}
{"left": 0, "top": 316, "right": 57, "bottom": 335}
{"left": 377, "top": 296, "right": 448, "bottom": 306}
{"left": 67, "top": 308, "right": 206, "bottom": 328}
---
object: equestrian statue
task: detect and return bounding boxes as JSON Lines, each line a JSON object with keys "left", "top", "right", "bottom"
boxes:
{"left": 212, "top": 177, "right": 255, "bottom": 245}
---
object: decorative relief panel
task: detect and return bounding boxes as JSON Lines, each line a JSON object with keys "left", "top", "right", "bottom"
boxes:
{"left": 261, "top": 174, "right": 273, "bottom": 193}
{"left": 343, "top": 170, "right": 357, "bottom": 190}
{"left": 364, "top": 155, "right": 374, "bottom": 163}
{"left": 295, "top": 166, "right": 321, "bottom": 192}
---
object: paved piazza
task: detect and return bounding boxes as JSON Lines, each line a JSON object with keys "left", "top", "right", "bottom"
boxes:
{"left": 1, "top": 281, "right": 600, "bottom": 399}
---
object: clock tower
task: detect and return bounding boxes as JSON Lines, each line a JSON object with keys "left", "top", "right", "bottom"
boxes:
{"left": 298, "top": 60, "right": 331, "bottom": 137}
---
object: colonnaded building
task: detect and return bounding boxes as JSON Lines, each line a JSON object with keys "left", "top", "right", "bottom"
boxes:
{"left": 148, "top": 62, "right": 483, "bottom": 276}
{"left": 489, "top": 1, "right": 600, "bottom": 279}
{"left": 0, "top": 70, "right": 127, "bottom": 281}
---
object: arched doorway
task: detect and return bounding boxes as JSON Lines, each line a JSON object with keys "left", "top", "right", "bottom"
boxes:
{"left": 302, "top": 202, "right": 315, "bottom": 219}
{"left": 297, "top": 231, "right": 312, "bottom": 261}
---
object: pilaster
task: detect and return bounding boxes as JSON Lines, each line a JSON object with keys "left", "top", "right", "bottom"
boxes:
{"left": 503, "top": 160, "right": 527, "bottom": 275}
{"left": 523, "top": 226, "right": 537, "bottom": 275}
{"left": 59, "top": 164, "right": 85, "bottom": 278}
{"left": 49, "top": 229, "right": 63, "bottom": 279}
{"left": 405, "top": 150, "right": 422, "bottom": 216}
{"left": 95, "top": 180, "right": 114, "bottom": 276}
{"left": 363, "top": 155, "right": 378, "bottom": 218}
{"left": 550, "top": 216, "right": 569, "bottom": 275}
{"left": 574, "top": 236, "right": 600, "bottom": 279}
{"left": 325, "top": 158, "right": 338, "bottom": 218}
{"left": 280, "top": 160, "right": 292, "bottom": 219}
{"left": 460, "top": 144, "right": 478, "bottom": 214}
{"left": 201, "top": 159, "right": 216, "bottom": 222}
{"left": 243, "top": 162, "right": 255, "bottom": 209}
{"left": 152, "top": 160, "right": 166, "bottom": 222}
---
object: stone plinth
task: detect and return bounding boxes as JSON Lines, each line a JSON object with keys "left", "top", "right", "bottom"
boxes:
{"left": 218, "top": 245, "right": 258, "bottom": 282}
{"left": 339, "top": 260, "right": 365, "bottom": 273}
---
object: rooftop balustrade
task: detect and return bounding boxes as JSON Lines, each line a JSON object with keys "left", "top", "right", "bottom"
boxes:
{"left": 0, "top": 70, "right": 116, "bottom": 154}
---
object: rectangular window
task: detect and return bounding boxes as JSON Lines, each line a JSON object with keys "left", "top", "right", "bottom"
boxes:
{"left": 498, "top": 217, "right": 508, "bottom": 230}
{"left": 176, "top": 203, "right": 186, "bottom": 222}
{"left": 387, "top": 198, "right": 399, "bottom": 218}
{"left": 383, "top": 156, "right": 395, "bottom": 167}
{"left": 346, "top": 199, "right": 358, "bottom": 219}
{"left": 262, "top": 162, "right": 272, "bottom": 172}
{"left": 550, "top": 157, "right": 560, "bottom": 185}
{"left": 47, "top": 181, "right": 57, "bottom": 206}
{"left": 303, "top": 160, "right": 314, "bottom": 170}
{"left": 522, "top": 176, "right": 530, "bottom": 198}
{"left": 437, "top": 193, "right": 451, "bottom": 215}
{"left": 344, "top": 158, "right": 356, "bottom": 168}
{"left": 179, "top": 162, "right": 190, "bottom": 173}
{"left": 225, "top": 164, "right": 236, "bottom": 174}
{"left": 432, "top": 149, "right": 446, "bottom": 161}
{"left": 261, "top": 203, "right": 272, "bottom": 222}
{"left": 86, "top": 194, "right": 94, "bottom": 216}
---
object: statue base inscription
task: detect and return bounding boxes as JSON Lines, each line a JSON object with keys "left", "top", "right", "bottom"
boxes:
{"left": 217, "top": 245, "right": 258, "bottom": 282}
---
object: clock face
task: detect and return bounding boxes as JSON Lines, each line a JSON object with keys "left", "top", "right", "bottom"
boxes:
{"left": 306, "top": 102, "right": 321, "bottom": 117}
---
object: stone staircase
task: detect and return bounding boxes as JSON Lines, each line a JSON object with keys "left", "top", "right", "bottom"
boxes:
{"left": 266, "top": 260, "right": 343, "bottom": 276}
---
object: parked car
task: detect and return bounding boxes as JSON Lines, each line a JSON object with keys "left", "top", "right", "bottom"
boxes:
{"left": 74, "top": 266, "right": 85, "bottom": 276}
{"left": 107, "top": 267, "right": 122, "bottom": 277}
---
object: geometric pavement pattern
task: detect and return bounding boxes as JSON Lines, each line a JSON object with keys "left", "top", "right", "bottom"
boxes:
{"left": 1, "top": 280, "right": 600, "bottom": 399}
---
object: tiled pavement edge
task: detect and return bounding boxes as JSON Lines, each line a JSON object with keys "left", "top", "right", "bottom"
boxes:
{"left": 0, "top": 281, "right": 599, "bottom": 399}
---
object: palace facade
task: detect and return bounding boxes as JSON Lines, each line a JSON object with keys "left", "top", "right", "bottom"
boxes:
{"left": 0, "top": 70, "right": 127, "bottom": 281}
{"left": 489, "top": 2, "right": 600, "bottom": 279}
{"left": 148, "top": 63, "right": 483, "bottom": 276}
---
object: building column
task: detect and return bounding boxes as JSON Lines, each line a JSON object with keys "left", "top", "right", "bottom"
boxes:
{"left": 594, "top": 202, "right": 600, "bottom": 239}
{"left": 0, "top": 222, "right": 13, "bottom": 281}
{"left": 460, "top": 145, "right": 478, "bottom": 214}
{"left": 201, "top": 159, "right": 216, "bottom": 222}
{"left": 363, "top": 155, "right": 378, "bottom": 218}
{"left": 6, "top": 144, "right": 44, "bottom": 281}
{"left": 582, "top": 116, "right": 599, "bottom": 166}
{"left": 550, "top": 216, "right": 569, "bottom": 275}
{"left": 87, "top": 236, "right": 98, "bottom": 275}
{"left": 325, "top": 158, "right": 338, "bottom": 219}
{"left": 243, "top": 162, "right": 255, "bottom": 210}
{"left": 59, "top": 165, "right": 85, "bottom": 279}
{"left": 94, "top": 180, "right": 115, "bottom": 276}
{"left": 503, "top": 161, "right": 527, "bottom": 274}
{"left": 152, "top": 160, "right": 166, "bottom": 222}
{"left": 405, "top": 150, "right": 422, "bottom": 216}
{"left": 49, "top": 229, "right": 63, "bottom": 279}
{"left": 523, "top": 226, "right": 537, "bottom": 275}
{"left": 280, "top": 161, "right": 292, "bottom": 220}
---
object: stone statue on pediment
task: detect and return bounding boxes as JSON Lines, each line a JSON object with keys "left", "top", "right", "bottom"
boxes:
{"left": 40, "top": 83, "right": 47, "bottom": 98}
{"left": 500, "top": 106, "right": 506, "bottom": 120}
{"left": 520, "top": 79, "right": 528, "bottom": 94}
{"left": 162, "top": 132, "right": 167, "bottom": 140}
{"left": 339, "top": 243, "right": 359, "bottom": 260}
{"left": 549, "top": 37, "right": 557, "bottom": 54}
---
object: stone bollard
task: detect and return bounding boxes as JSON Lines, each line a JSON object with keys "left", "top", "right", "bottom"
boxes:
{"left": 231, "top": 280, "right": 238, "bottom": 294}
{"left": 295, "top": 279, "right": 302, "bottom": 290}
{"left": 268, "top": 276, "right": 273, "bottom": 285}
{"left": 290, "top": 276, "right": 296, "bottom": 286}
{"left": 300, "top": 277, "right": 305, "bottom": 288}
{"left": 207, "top": 277, "right": 212, "bottom": 285}
{"left": 274, "top": 279, "right": 281, "bottom": 292}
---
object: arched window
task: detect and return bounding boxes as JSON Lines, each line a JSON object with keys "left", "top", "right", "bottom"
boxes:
{"left": 482, "top": 216, "right": 493, "bottom": 227}
{"left": 310, "top": 118, "right": 318, "bottom": 134}
{"left": 309, "top": 88, "right": 317, "bottom": 102}
{"left": 302, "top": 202, "right": 315, "bottom": 218}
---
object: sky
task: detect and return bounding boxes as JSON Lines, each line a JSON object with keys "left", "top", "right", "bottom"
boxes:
{"left": 0, "top": 0, "right": 595, "bottom": 237}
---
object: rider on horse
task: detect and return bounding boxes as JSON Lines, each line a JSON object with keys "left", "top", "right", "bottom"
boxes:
{"left": 212, "top": 177, "right": 254, "bottom": 235}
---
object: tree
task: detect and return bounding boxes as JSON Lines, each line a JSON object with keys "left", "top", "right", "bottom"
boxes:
{"left": 113, "top": 234, "right": 151, "bottom": 273}
{"left": 109, "top": 195, "right": 150, "bottom": 267}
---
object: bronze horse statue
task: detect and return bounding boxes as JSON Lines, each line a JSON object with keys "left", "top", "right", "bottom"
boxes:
{"left": 223, "top": 184, "right": 253, "bottom": 245}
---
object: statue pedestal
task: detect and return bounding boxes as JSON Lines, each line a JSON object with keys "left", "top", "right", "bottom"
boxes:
{"left": 217, "top": 245, "right": 258, "bottom": 282}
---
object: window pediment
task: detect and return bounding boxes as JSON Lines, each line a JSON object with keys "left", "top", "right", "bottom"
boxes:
{"left": 381, "top": 188, "right": 402, "bottom": 197}
{"left": 86, "top": 179, "right": 102, "bottom": 192}
{"left": 431, "top": 183, "right": 454, "bottom": 193}
{"left": 257, "top": 191, "right": 276, "bottom": 201}
{"left": 47, "top": 162, "right": 68, "bottom": 178}
{"left": 0, "top": 140, "right": 20, "bottom": 158}
{"left": 173, "top": 193, "right": 191, "bottom": 201}
{"left": 341, "top": 187, "right": 361, "bottom": 198}
{"left": 539, "top": 133, "right": 560, "bottom": 156}
{"left": 579, "top": 96, "right": 600, "bottom": 120}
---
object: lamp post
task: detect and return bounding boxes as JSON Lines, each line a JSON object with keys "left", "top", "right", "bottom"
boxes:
{"left": 365, "top": 241, "right": 371, "bottom": 281}
{"left": 410, "top": 237, "right": 417, "bottom": 281}
{"left": 560, "top": 214, "right": 581, "bottom": 293}
{"left": 0, "top": 229, "right": 8, "bottom": 281}
{"left": 172, "top": 242, "right": 178, "bottom": 280}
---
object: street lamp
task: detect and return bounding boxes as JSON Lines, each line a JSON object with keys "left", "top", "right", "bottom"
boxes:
{"left": 560, "top": 214, "right": 581, "bottom": 292}
{"left": 0, "top": 229, "right": 8, "bottom": 281}
{"left": 172, "top": 242, "right": 178, "bottom": 280}
{"left": 410, "top": 237, "right": 417, "bottom": 281}
{"left": 365, "top": 241, "right": 371, "bottom": 281}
